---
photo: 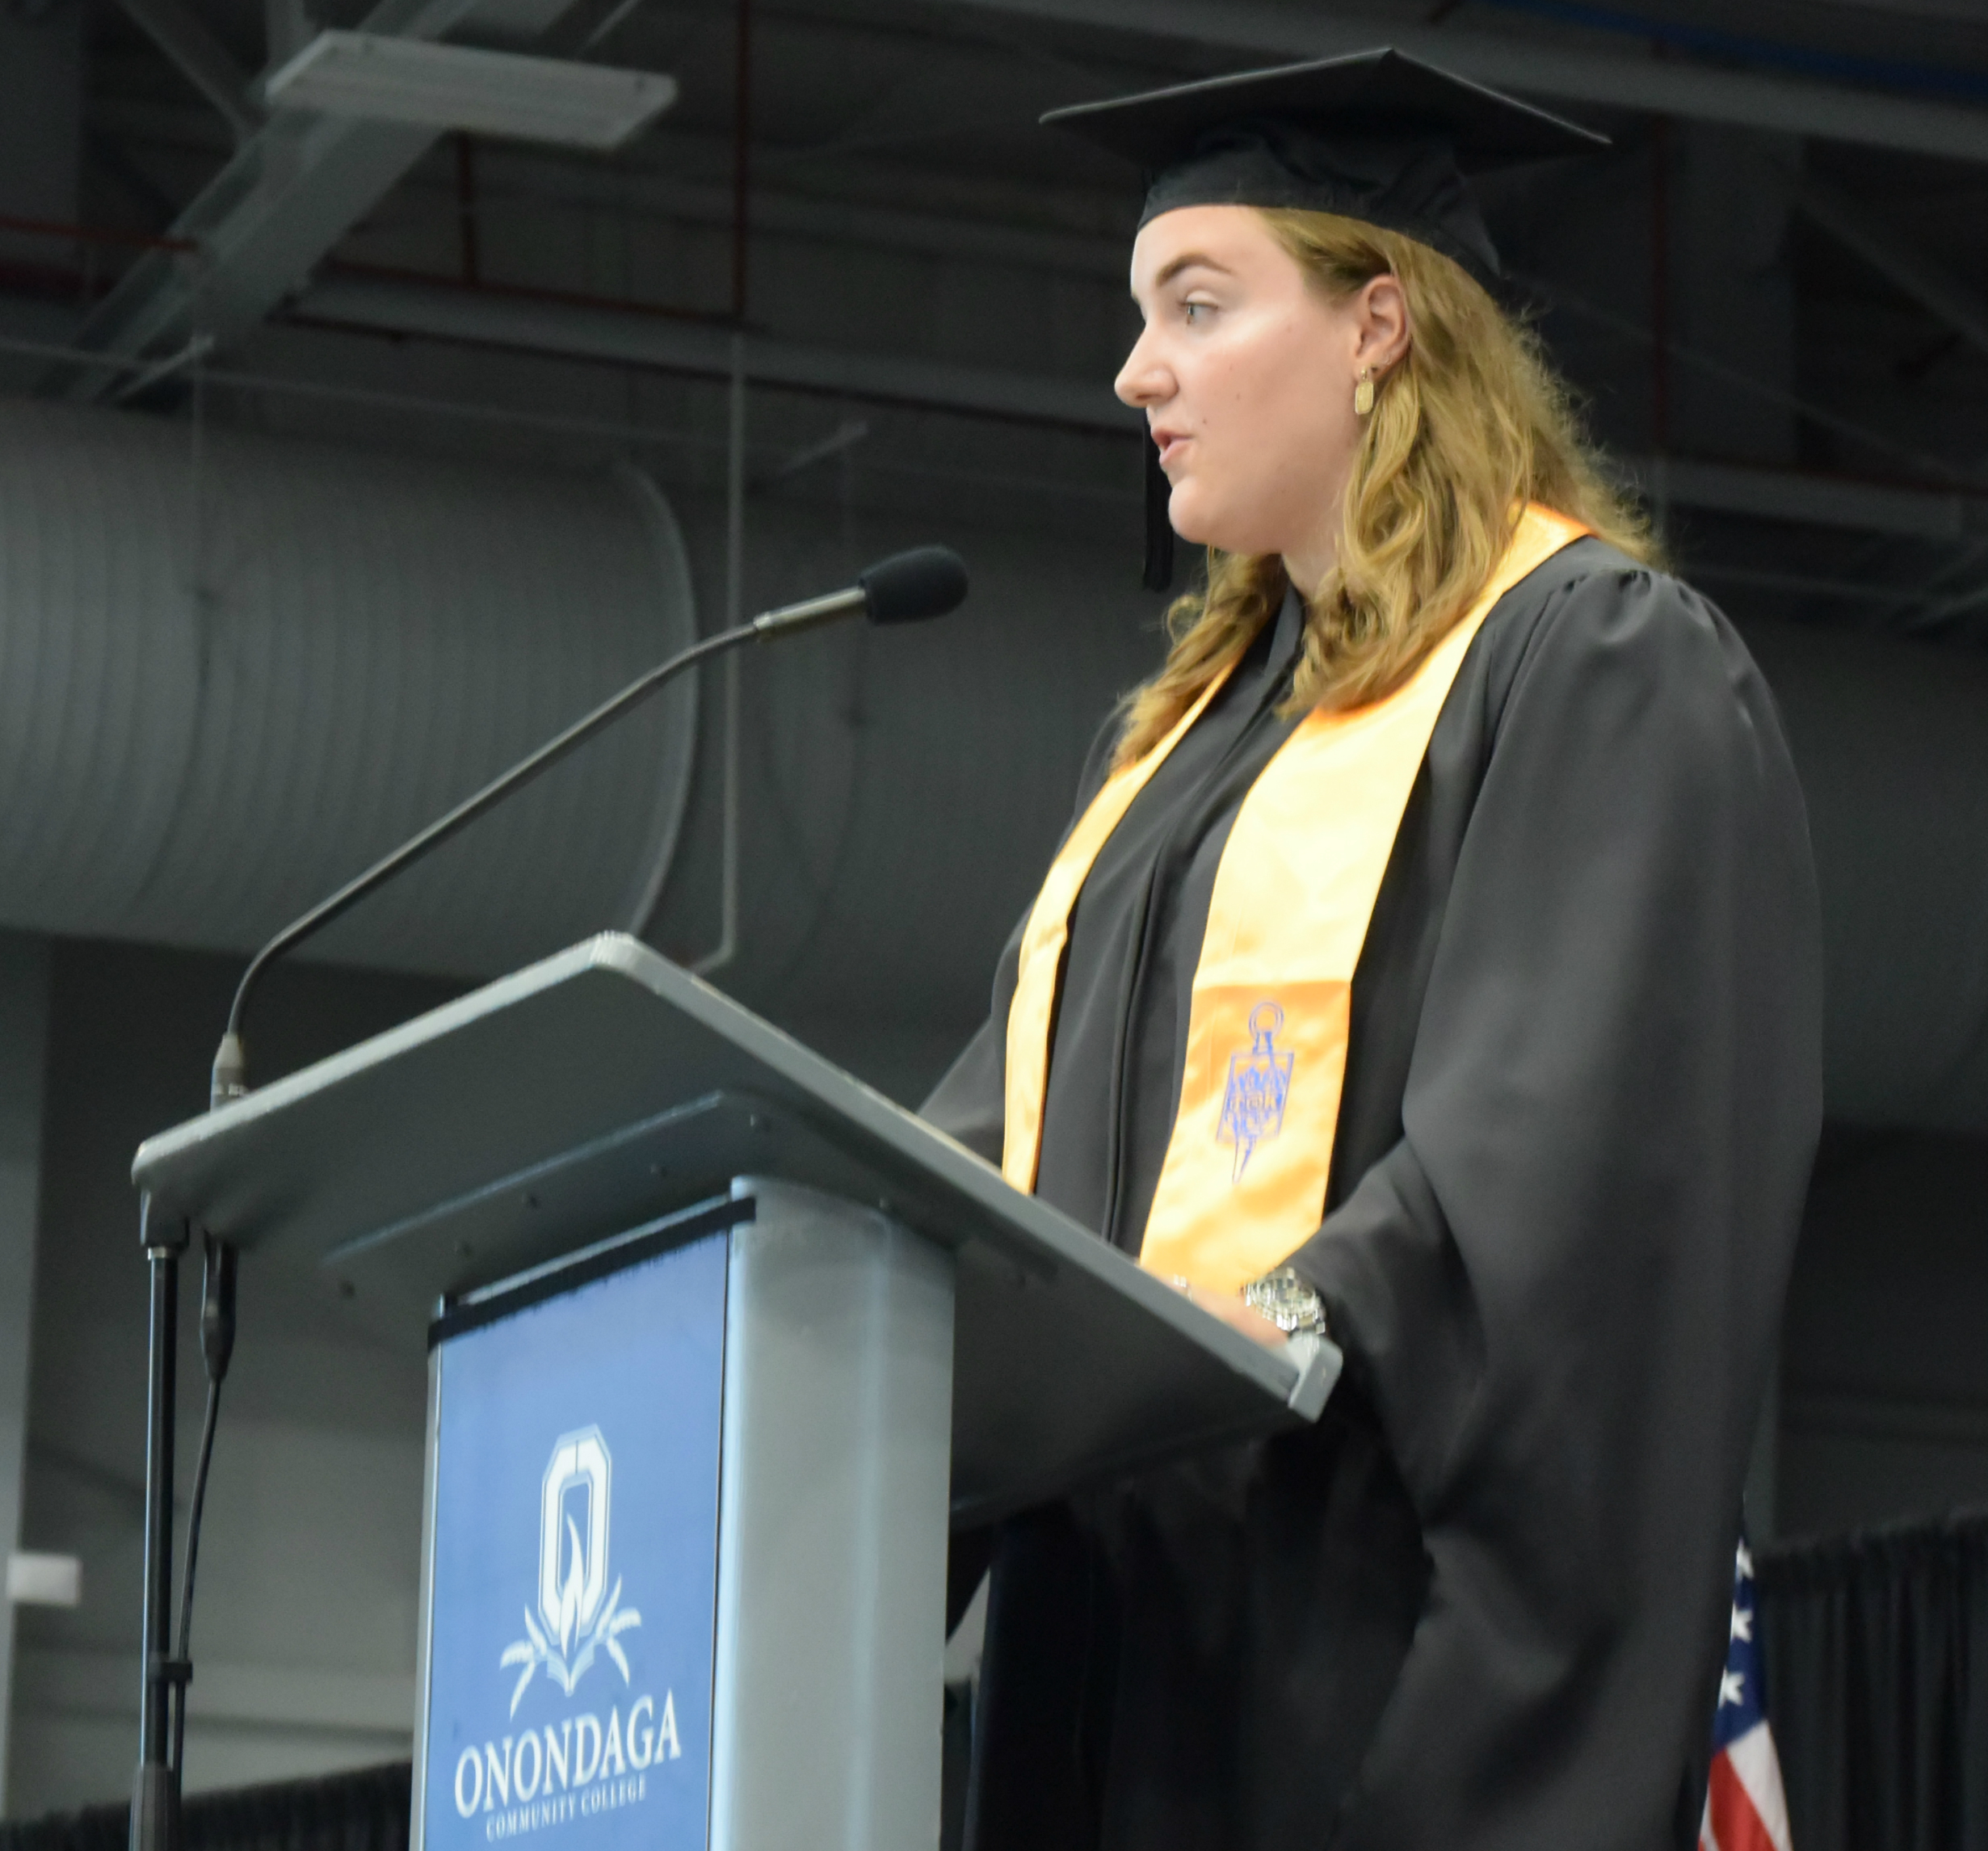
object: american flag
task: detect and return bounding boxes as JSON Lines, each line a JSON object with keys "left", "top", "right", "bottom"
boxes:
{"left": 1699, "top": 1538, "right": 1793, "bottom": 1851}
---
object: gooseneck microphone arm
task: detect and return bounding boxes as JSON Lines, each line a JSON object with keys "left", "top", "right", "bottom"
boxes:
{"left": 210, "top": 621, "right": 742, "bottom": 1108}
{"left": 209, "top": 545, "right": 968, "bottom": 1108}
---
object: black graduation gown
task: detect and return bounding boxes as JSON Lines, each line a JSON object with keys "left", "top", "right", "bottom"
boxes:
{"left": 921, "top": 537, "right": 1823, "bottom": 1851}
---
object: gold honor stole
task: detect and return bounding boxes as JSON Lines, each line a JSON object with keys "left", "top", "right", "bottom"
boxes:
{"left": 1002, "top": 505, "right": 1591, "bottom": 1292}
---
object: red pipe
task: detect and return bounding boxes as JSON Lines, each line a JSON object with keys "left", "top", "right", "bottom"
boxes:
{"left": 322, "top": 258, "right": 734, "bottom": 328}
{"left": 282, "top": 302, "right": 1129, "bottom": 438}
{"left": 0, "top": 257, "right": 117, "bottom": 303}
{"left": 0, "top": 211, "right": 195, "bottom": 255}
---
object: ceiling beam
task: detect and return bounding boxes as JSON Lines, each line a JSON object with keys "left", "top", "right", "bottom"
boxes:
{"left": 1633, "top": 454, "right": 1984, "bottom": 541}
{"left": 299, "top": 271, "right": 1134, "bottom": 425}
{"left": 1809, "top": 0, "right": 1988, "bottom": 21}
{"left": 296, "top": 271, "right": 1988, "bottom": 543}
{"left": 1794, "top": 175, "right": 1988, "bottom": 363}
{"left": 116, "top": 0, "right": 262, "bottom": 144}
{"left": 431, "top": 137, "right": 1125, "bottom": 278}
{"left": 42, "top": 0, "right": 592, "bottom": 402}
{"left": 923, "top": 0, "right": 1988, "bottom": 166}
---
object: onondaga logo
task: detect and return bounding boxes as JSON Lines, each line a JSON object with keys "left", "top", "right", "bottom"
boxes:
{"left": 502, "top": 1428, "right": 642, "bottom": 1714}
{"left": 452, "top": 1427, "right": 680, "bottom": 1840}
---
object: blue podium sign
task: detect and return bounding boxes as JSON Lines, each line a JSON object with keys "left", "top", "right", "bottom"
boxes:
{"left": 419, "top": 1229, "right": 728, "bottom": 1851}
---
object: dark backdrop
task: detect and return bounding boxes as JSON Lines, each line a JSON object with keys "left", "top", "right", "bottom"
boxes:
{"left": 1761, "top": 1506, "right": 1988, "bottom": 1851}
{"left": 3, "top": 1511, "right": 1983, "bottom": 1851}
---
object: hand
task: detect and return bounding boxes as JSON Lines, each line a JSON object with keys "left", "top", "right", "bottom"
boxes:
{"left": 1173, "top": 1279, "right": 1290, "bottom": 1350}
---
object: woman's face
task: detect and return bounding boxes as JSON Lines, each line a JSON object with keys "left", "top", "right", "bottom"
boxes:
{"left": 1116, "top": 206, "right": 1405, "bottom": 590}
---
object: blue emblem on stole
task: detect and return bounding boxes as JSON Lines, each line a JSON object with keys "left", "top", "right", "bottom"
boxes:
{"left": 1218, "top": 1002, "right": 1294, "bottom": 1182}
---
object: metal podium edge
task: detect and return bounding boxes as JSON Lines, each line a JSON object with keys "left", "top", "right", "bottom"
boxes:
{"left": 132, "top": 932, "right": 1321, "bottom": 1416}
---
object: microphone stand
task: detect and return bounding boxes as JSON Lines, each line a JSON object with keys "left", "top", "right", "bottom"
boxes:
{"left": 131, "top": 1196, "right": 186, "bottom": 1851}
{"left": 129, "top": 549, "right": 960, "bottom": 1851}
{"left": 131, "top": 1223, "right": 233, "bottom": 1851}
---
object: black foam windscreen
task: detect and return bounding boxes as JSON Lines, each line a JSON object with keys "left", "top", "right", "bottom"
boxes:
{"left": 859, "top": 545, "right": 969, "bottom": 625}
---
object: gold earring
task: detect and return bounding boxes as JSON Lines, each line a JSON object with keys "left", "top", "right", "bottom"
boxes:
{"left": 1354, "top": 367, "right": 1376, "bottom": 417}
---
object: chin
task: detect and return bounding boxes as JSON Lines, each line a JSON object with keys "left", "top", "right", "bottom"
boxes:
{"left": 1171, "top": 501, "right": 1271, "bottom": 559}
{"left": 1166, "top": 486, "right": 1230, "bottom": 553}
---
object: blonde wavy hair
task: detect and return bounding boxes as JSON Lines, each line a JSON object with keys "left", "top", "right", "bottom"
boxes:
{"left": 1113, "top": 208, "right": 1654, "bottom": 768}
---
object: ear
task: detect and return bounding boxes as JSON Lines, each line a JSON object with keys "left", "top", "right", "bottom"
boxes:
{"left": 1352, "top": 274, "right": 1410, "bottom": 373}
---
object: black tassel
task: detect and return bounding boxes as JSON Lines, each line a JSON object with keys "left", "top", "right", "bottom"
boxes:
{"left": 1141, "top": 437, "right": 1175, "bottom": 594}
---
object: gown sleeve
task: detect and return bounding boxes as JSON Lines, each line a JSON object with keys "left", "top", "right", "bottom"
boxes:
{"left": 1286, "top": 567, "right": 1823, "bottom": 1844}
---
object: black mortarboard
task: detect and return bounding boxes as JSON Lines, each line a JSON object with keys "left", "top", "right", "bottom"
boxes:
{"left": 1042, "top": 48, "right": 1607, "bottom": 590}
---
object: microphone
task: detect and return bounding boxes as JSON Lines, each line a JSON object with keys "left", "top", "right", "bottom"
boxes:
{"left": 208, "top": 544, "right": 968, "bottom": 1107}
{"left": 757, "top": 545, "right": 970, "bottom": 636}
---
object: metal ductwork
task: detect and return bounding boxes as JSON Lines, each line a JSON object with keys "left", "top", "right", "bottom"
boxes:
{"left": 0, "top": 389, "right": 1980, "bottom": 1134}
{"left": 0, "top": 396, "right": 696, "bottom": 978}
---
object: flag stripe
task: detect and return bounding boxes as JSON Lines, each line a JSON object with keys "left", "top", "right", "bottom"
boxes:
{"left": 1727, "top": 1721, "right": 1793, "bottom": 1851}
{"left": 1705, "top": 1755, "right": 1780, "bottom": 1851}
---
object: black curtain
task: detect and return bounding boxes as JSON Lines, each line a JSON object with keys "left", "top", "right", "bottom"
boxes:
{"left": 1759, "top": 1506, "right": 1988, "bottom": 1851}
{"left": 0, "top": 1764, "right": 409, "bottom": 1851}
{"left": 8, "top": 1514, "right": 1988, "bottom": 1851}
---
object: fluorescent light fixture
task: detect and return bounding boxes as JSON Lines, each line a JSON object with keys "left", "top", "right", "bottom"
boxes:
{"left": 7, "top": 1551, "right": 82, "bottom": 1607}
{"left": 265, "top": 30, "right": 678, "bottom": 150}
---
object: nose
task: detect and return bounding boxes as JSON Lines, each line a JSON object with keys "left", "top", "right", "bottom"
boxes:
{"left": 1115, "top": 322, "right": 1171, "bottom": 410}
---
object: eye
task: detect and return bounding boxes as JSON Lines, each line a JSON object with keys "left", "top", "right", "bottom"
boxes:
{"left": 1182, "top": 299, "right": 1214, "bottom": 326}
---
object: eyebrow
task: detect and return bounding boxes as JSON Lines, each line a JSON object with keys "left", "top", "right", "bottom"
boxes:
{"left": 1152, "top": 250, "right": 1232, "bottom": 289}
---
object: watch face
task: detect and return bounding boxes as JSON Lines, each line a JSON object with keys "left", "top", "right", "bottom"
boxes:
{"left": 1248, "top": 1272, "right": 1323, "bottom": 1334}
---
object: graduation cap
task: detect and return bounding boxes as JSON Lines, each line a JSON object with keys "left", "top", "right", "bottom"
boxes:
{"left": 1042, "top": 49, "right": 1607, "bottom": 590}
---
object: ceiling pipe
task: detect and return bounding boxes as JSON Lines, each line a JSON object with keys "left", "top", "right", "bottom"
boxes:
{"left": 296, "top": 269, "right": 1134, "bottom": 427}
{"left": 0, "top": 396, "right": 700, "bottom": 980}
{"left": 922, "top": 0, "right": 1988, "bottom": 166}
{"left": 293, "top": 270, "right": 1988, "bottom": 541}
{"left": 39, "top": 0, "right": 603, "bottom": 403}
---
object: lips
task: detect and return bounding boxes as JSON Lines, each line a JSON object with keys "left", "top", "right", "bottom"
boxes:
{"left": 1152, "top": 428, "right": 1189, "bottom": 469}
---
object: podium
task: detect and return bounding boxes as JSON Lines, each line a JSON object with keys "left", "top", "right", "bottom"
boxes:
{"left": 132, "top": 933, "right": 1339, "bottom": 1851}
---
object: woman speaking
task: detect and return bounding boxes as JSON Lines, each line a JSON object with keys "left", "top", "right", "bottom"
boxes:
{"left": 924, "top": 48, "right": 1822, "bottom": 1851}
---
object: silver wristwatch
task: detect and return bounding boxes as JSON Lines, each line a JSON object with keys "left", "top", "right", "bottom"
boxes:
{"left": 1242, "top": 1266, "right": 1330, "bottom": 1339}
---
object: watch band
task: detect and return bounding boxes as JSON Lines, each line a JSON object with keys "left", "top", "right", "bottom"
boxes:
{"left": 1242, "top": 1266, "right": 1330, "bottom": 1339}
